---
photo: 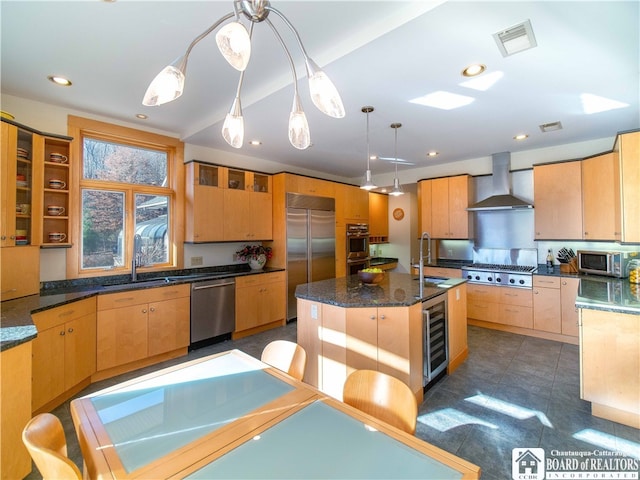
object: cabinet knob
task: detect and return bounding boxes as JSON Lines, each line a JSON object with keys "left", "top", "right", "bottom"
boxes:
{"left": 67, "top": 327, "right": 74, "bottom": 333}
{"left": 379, "top": 315, "right": 386, "bottom": 320}
{"left": 150, "top": 307, "right": 156, "bottom": 312}
{"left": 369, "top": 315, "right": 375, "bottom": 320}
{"left": 142, "top": 309, "right": 147, "bottom": 313}
{"left": 59, "top": 330, "right": 65, "bottom": 336}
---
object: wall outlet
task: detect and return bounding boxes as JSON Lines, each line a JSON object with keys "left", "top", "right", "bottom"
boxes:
{"left": 191, "top": 256, "right": 203, "bottom": 266}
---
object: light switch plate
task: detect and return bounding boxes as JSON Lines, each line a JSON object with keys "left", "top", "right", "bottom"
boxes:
{"left": 311, "top": 304, "right": 318, "bottom": 320}
{"left": 191, "top": 256, "right": 203, "bottom": 266}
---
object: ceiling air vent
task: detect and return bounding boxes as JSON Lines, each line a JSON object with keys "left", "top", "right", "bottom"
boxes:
{"left": 493, "top": 20, "right": 537, "bottom": 57}
{"left": 539, "top": 121, "right": 563, "bottom": 133}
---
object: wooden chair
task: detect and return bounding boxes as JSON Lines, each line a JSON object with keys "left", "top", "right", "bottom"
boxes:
{"left": 342, "top": 369, "right": 418, "bottom": 434}
{"left": 22, "top": 413, "right": 82, "bottom": 480}
{"left": 261, "top": 340, "right": 307, "bottom": 381}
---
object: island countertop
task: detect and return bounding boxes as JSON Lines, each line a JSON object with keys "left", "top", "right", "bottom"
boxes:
{"left": 295, "top": 272, "right": 466, "bottom": 308}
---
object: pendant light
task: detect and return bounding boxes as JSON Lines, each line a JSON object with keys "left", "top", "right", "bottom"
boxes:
{"left": 360, "top": 106, "right": 376, "bottom": 190}
{"left": 142, "top": 0, "right": 344, "bottom": 150}
{"left": 389, "top": 123, "right": 404, "bottom": 196}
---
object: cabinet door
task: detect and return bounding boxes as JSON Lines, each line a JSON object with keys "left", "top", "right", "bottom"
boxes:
{"left": 448, "top": 175, "right": 471, "bottom": 238}
{"left": 368, "top": 192, "right": 388, "bottom": 238}
{"left": 533, "top": 286, "right": 561, "bottom": 333}
{"left": 223, "top": 189, "right": 252, "bottom": 240}
{"left": 32, "top": 326, "right": 65, "bottom": 411}
{"left": 582, "top": 153, "right": 620, "bottom": 240}
{"left": 618, "top": 131, "right": 640, "bottom": 243}
{"left": 64, "top": 313, "right": 97, "bottom": 390}
{"left": 447, "top": 284, "right": 468, "bottom": 369}
{"left": 148, "top": 296, "right": 190, "bottom": 356}
{"left": 235, "top": 284, "right": 261, "bottom": 332}
{"left": 1, "top": 245, "right": 39, "bottom": 300}
{"left": 258, "top": 279, "right": 285, "bottom": 326}
{"left": 96, "top": 304, "right": 148, "bottom": 371}
{"left": 376, "top": 306, "right": 411, "bottom": 381}
{"left": 249, "top": 191, "right": 273, "bottom": 240}
{"left": 560, "top": 277, "right": 580, "bottom": 337}
{"left": 430, "top": 178, "right": 449, "bottom": 237}
{"left": 190, "top": 183, "right": 224, "bottom": 242}
{"left": 343, "top": 186, "right": 368, "bottom": 221}
{"left": 345, "top": 307, "right": 378, "bottom": 371}
{"left": 534, "top": 161, "right": 583, "bottom": 239}
{"left": 417, "top": 180, "right": 432, "bottom": 235}
{"left": 1, "top": 122, "right": 18, "bottom": 246}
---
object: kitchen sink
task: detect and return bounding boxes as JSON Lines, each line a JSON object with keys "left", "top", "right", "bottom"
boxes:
{"left": 414, "top": 277, "right": 447, "bottom": 285}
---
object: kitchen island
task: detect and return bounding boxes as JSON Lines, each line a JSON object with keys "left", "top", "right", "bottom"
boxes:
{"left": 295, "top": 272, "right": 467, "bottom": 402}
{"left": 576, "top": 277, "right": 640, "bottom": 428}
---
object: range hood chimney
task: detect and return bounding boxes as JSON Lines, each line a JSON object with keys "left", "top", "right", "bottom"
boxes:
{"left": 467, "top": 152, "right": 533, "bottom": 211}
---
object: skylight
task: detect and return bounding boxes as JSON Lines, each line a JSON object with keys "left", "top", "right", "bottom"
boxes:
{"left": 409, "top": 91, "right": 475, "bottom": 110}
{"left": 581, "top": 94, "right": 629, "bottom": 114}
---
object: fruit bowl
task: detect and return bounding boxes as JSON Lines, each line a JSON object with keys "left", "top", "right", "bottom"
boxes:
{"left": 358, "top": 270, "right": 385, "bottom": 285}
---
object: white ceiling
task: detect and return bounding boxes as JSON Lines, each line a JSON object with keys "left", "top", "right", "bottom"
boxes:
{"left": 1, "top": 1, "right": 638, "bottom": 181}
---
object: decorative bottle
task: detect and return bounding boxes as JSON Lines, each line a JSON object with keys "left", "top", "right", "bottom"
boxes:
{"left": 546, "top": 249, "right": 554, "bottom": 272}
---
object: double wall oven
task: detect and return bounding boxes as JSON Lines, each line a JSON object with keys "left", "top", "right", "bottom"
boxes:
{"left": 346, "top": 223, "right": 370, "bottom": 275}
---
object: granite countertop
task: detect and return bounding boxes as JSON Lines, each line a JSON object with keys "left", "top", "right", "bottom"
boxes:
{"left": 295, "top": 272, "right": 466, "bottom": 308}
{"left": 370, "top": 257, "right": 399, "bottom": 266}
{"left": 1, "top": 266, "right": 284, "bottom": 352}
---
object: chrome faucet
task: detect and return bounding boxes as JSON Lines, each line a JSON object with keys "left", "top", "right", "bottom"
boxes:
{"left": 418, "top": 231, "right": 431, "bottom": 298}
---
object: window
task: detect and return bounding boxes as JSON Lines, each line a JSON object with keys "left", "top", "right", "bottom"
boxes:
{"left": 68, "top": 116, "right": 184, "bottom": 278}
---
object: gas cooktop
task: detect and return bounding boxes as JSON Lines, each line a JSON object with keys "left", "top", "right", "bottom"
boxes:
{"left": 462, "top": 263, "right": 537, "bottom": 273}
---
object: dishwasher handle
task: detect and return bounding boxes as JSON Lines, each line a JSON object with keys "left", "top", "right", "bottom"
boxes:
{"left": 192, "top": 281, "right": 235, "bottom": 291}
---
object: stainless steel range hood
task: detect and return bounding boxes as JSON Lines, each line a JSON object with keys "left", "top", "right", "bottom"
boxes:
{"left": 467, "top": 152, "right": 533, "bottom": 211}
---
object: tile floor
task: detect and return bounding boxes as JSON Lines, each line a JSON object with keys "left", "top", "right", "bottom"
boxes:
{"left": 26, "top": 324, "right": 640, "bottom": 479}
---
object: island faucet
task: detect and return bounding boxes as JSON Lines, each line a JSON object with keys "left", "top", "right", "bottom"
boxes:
{"left": 418, "top": 231, "right": 431, "bottom": 298}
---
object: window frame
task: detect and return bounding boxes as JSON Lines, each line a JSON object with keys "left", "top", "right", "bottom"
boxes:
{"left": 67, "top": 116, "right": 185, "bottom": 279}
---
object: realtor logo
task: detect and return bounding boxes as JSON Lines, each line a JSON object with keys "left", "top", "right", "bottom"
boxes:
{"left": 512, "top": 448, "right": 545, "bottom": 480}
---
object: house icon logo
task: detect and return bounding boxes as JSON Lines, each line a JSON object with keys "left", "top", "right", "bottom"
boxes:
{"left": 512, "top": 448, "right": 545, "bottom": 480}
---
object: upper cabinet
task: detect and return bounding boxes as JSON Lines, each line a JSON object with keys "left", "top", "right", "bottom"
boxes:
{"left": 284, "top": 174, "right": 335, "bottom": 198}
{"left": 533, "top": 161, "right": 583, "bottom": 240}
{"left": 368, "top": 192, "right": 388, "bottom": 243}
{"left": 419, "top": 175, "right": 473, "bottom": 239}
{"left": 616, "top": 131, "right": 640, "bottom": 243}
{"left": 336, "top": 184, "right": 368, "bottom": 224}
{"left": 42, "top": 135, "right": 72, "bottom": 247}
{"left": 582, "top": 152, "right": 621, "bottom": 241}
{"left": 185, "top": 161, "right": 272, "bottom": 243}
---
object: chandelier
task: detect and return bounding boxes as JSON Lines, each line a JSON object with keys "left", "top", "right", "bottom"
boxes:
{"left": 142, "top": 0, "right": 345, "bottom": 150}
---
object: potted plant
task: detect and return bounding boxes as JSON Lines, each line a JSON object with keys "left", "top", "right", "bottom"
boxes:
{"left": 236, "top": 244, "right": 273, "bottom": 270}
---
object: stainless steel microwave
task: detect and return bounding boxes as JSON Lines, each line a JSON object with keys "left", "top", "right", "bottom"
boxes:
{"left": 577, "top": 250, "right": 639, "bottom": 278}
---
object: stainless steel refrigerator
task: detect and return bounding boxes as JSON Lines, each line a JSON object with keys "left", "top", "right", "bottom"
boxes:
{"left": 286, "top": 193, "right": 335, "bottom": 320}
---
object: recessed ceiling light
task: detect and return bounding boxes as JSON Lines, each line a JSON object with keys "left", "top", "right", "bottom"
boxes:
{"left": 460, "top": 71, "right": 504, "bottom": 91}
{"left": 514, "top": 133, "right": 528, "bottom": 141}
{"left": 136, "top": 114, "right": 148, "bottom": 120}
{"left": 47, "top": 75, "right": 72, "bottom": 86}
{"left": 409, "top": 91, "right": 474, "bottom": 110}
{"left": 461, "top": 64, "right": 486, "bottom": 77}
{"left": 249, "top": 140, "right": 262, "bottom": 146}
{"left": 427, "top": 151, "right": 438, "bottom": 157}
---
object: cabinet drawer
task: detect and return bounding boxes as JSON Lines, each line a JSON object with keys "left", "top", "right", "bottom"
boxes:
{"left": 423, "top": 267, "right": 462, "bottom": 278}
{"left": 467, "top": 284, "right": 499, "bottom": 303}
{"left": 32, "top": 297, "right": 96, "bottom": 331}
{"left": 97, "top": 284, "right": 190, "bottom": 310}
{"left": 533, "top": 275, "right": 560, "bottom": 288}
{"left": 467, "top": 300, "right": 498, "bottom": 321}
{"left": 498, "top": 287, "right": 533, "bottom": 307}
{"left": 497, "top": 304, "right": 533, "bottom": 328}
{"left": 236, "top": 271, "right": 285, "bottom": 288}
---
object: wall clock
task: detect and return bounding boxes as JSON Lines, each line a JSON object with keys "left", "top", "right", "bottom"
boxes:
{"left": 392, "top": 208, "right": 404, "bottom": 221}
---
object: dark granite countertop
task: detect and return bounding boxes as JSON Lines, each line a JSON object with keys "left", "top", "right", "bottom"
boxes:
{"left": 295, "top": 272, "right": 466, "bottom": 308}
{"left": 370, "top": 257, "right": 399, "bottom": 266}
{"left": 1, "top": 266, "right": 284, "bottom": 352}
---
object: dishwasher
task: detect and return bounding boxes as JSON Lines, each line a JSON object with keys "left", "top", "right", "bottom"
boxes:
{"left": 190, "top": 278, "right": 235, "bottom": 349}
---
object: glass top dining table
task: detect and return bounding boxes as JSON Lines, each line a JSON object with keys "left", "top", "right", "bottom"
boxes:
{"left": 71, "top": 349, "right": 480, "bottom": 479}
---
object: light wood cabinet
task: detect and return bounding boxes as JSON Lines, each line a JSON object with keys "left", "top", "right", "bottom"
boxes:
{"left": 560, "top": 277, "right": 580, "bottom": 337}
{"left": 419, "top": 266, "right": 462, "bottom": 278}
{"left": 447, "top": 283, "right": 468, "bottom": 373}
{"left": 420, "top": 175, "right": 473, "bottom": 239}
{"left": 96, "top": 284, "right": 190, "bottom": 372}
{"left": 580, "top": 308, "right": 640, "bottom": 428}
{"left": 235, "top": 271, "right": 286, "bottom": 336}
{"left": 1, "top": 245, "right": 39, "bottom": 300}
{"left": 467, "top": 284, "right": 532, "bottom": 329}
{"left": 339, "top": 184, "right": 369, "bottom": 223}
{"left": 41, "top": 135, "right": 72, "bottom": 247}
{"left": 582, "top": 152, "right": 620, "bottom": 241}
{"left": 532, "top": 276, "right": 561, "bottom": 333}
{"left": 31, "top": 297, "right": 97, "bottom": 412}
{"left": 615, "top": 130, "right": 640, "bottom": 243}
{"left": 285, "top": 174, "right": 335, "bottom": 198}
{"left": 533, "top": 161, "right": 583, "bottom": 239}
{"left": 417, "top": 179, "right": 432, "bottom": 235}
{"left": 368, "top": 192, "right": 388, "bottom": 242}
{"left": 1, "top": 341, "right": 32, "bottom": 480}
{"left": 185, "top": 162, "right": 225, "bottom": 242}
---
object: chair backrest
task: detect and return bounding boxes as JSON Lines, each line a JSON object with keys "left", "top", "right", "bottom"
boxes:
{"left": 261, "top": 340, "right": 307, "bottom": 381}
{"left": 342, "top": 369, "right": 418, "bottom": 434}
{"left": 22, "top": 413, "right": 82, "bottom": 480}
